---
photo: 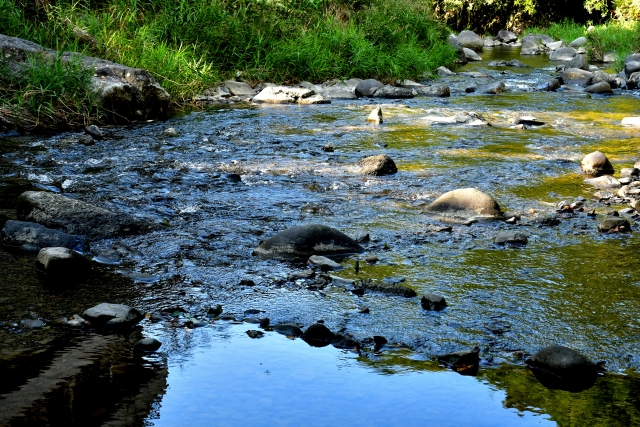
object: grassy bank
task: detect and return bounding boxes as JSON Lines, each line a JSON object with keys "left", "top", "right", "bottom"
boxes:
{"left": 0, "top": 0, "right": 457, "bottom": 128}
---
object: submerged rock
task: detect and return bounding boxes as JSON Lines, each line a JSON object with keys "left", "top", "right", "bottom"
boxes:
{"left": 437, "top": 347, "right": 480, "bottom": 375}
{"left": 252, "top": 224, "right": 363, "bottom": 260}
{"left": 424, "top": 188, "right": 502, "bottom": 222}
{"left": 16, "top": 191, "right": 146, "bottom": 239}
{"left": 494, "top": 231, "right": 528, "bottom": 245}
{"left": 273, "top": 323, "right": 303, "bottom": 337}
{"left": 83, "top": 303, "right": 144, "bottom": 332}
{"left": 302, "top": 323, "right": 335, "bottom": 347}
{"left": 1, "top": 220, "right": 86, "bottom": 252}
{"left": 599, "top": 216, "right": 631, "bottom": 233}
{"left": 355, "top": 281, "right": 417, "bottom": 298}
{"left": 358, "top": 154, "right": 398, "bottom": 176}
{"left": 580, "top": 151, "right": 614, "bottom": 176}
{"left": 421, "top": 293, "right": 447, "bottom": 311}
{"left": 527, "top": 345, "right": 604, "bottom": 391}
{"left": 134, "top": 338, "right": 162, "bottom": 352}
{"left": 36, "top": 247, "right": 91, "bottom": 283}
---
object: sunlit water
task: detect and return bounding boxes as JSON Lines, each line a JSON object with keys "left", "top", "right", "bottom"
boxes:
{"left": 2, "top": 46, "right": 640, "bottom": 426}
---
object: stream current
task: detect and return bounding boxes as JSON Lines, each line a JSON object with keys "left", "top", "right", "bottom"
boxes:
{"left": 2, "top": 46, "right": 640, "bottom": 426}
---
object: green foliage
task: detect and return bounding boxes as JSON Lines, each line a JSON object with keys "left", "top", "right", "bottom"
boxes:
{"left": 526, "top": 19, "right": 587, "bottom": 43}
{"left": 587, "top": 19, "right": 640, "bottom": 68}
{"left": 613, "top": 0, "right": 640, "bottom": 20}
{"left": 0, "top": 52, "right": 99, "bottom": 128}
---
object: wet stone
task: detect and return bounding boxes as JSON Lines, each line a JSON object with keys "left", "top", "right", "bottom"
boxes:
{"left": 78, "top": 134, "right": 95, "bottom": 146}
{"left": 246, "top": 330, "right": 264, "bottom": 339}
{"left": 302, "top": 323, "right": 335, "bottom": 347}
{"left": 273, "top": 323, "right": 303, "bottom": 337}
{"left": 437, "top": 346, "right": 480, "bottom": 375}
{"left": 599, "top": 216, "right": 631, "bottom": 233}
{"left": 421, "top": 293, "right": 447, "bottom": 311}
{"left": 162, "top": 128, "right": 179, "bottom": 137}
{"left": 20, "top": 319, "right": 44, "bottom": 329}
{"left": 308, "top": 255, "right": 342, "bottom": 271}
{"left": 527, "top": 345, "right": 603, "bottom": 391}
{"left": 584, "top": 175, "right": 621, "bottom": 189}
{"left": 355, "top": 79, "right": 384, "bottom": 97}
{"left": 424, "top": 188, "right": 502, "bottom": 222}
{"left": 134, "top": 338, "right": 162, "bottom": 352}
{"left": 366, "top": 107, "right": 383, "bottom": 124}
{"left": 581, "top": 151, "right": 614, "bottom": 176}
{"left": 1, "top": 220, "right": 86, "bottom": 252}
{"left": 36, "top": 247, "right": 91, "bottom": 283}
{"left": 494, "top": 231, "right": 528, "bottom": 245}
{"left": 83, "top": 303, "right": 144, "bottom": 331}
{"left": 358, "top": 154, "right": 397, "bottom": 176}
{"left": 85, "top": 124, "right": 103, "bottom": 140}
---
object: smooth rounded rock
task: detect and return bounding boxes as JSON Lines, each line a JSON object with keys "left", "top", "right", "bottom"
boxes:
{"left": 569, "top": 36, "right": 587, "bottom": 47}
{"left": 457, "top": 30, "right": 484, "bottom": 51}
{"left": 83, "top": 303, "right": 144, "bottom": 331}
{"left": 561, "top": 68, "right": 593, "bottom": 85}
{"left": 134, "top": 338, "right": 162, "bottom": 352}
{"left": 355, "top": 79, "right": 384, "bottom": 97}
{"left": 302, "top": 323, "right": 335, "bottom": 347}
{"left": 463, "top": 47, "right": 482, "bottom": 61}
{"left": 566, "top": 54, "right": 589, "bottom": 71}
{"left": 358, "top": 154, "right": 398, "bottom": 176}
{"left": 36, "top": 247, "right": 91, "bottom": 283}
{"left": 584, "top": 175, "right": 621, "bottom": 189}
{"left": 599, "top": 216, "right": 631, "bottom": 233}
{"left": 550, "top": 47, "right": 577, "bottom": 61}
{"left": 585, "top": 80, "right": 613, "bottom": 93}
{"left": 424, "top": 188, "right": 502, "bottom": 222}
{"left": 162, "top": 127, "right": 179, "bottom": 137}
{"left": 580, "top": 151, "right": 614, "bottom": 176}
{"left": 85, "top": 124, "right": 103, "bottom": 140}
{"left": 527, "top": 345, "right": 603, "bottom": 391}
{"left": 252, "top": 225, "right": 363, "bottom": 260}
{"left": 497, "top": 30, "right": 517, "bottom": 43}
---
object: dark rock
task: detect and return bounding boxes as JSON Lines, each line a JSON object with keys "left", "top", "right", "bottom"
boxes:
{"left": 599, "top": 217, "right": 631, "bottom": 233}
{"left": 82, "top": 303, "right": 144, "bottom": 331}
{"left": 355, "top": 282, "right": 417, "bottom": 298}
{"left": 624, "top": 58, "right": 640, "bottom": 76}
{"left": 218, "top": 314, "right": 237, "bottom": 321}
{"left": 497, "top": 30, "right": 517, "bottom": 43}
{"left": 17, "top": 191, "right": 146, "bottom": 239}
{"left": 421, "top": 293, "right": 447, "bottom": 311}
{"left": 78, "top": 134, "right": 95, "bottom": 146}
{"left": 476, "top": 81, "right": 506, "bottom": 94}
{"left": 437, "top": 346, "right": 480, "bottom": 375}
{"left": 36, "top": 247, "right": 91, "bottom": 283}
{"left": 353, "top": 230, "right": 370, "bottom": 243}
{"left": 560, "top": 68, "right": 593, "bottom": 86}
{"left": 424, "top": 188, "right": 502, "bottom": 222}
{"left": 134, "top": 338, "right": 162, "bottom": 352}
{"left": 533, "top": 214, "right": 561, "bottom": 227}
{"left": 355, "top": 79, "right": 384, "bottom": 97}
{"left": 273, "top": 323, "right": 303, "bottom": 337}
{"left": 1, "top": 220, "right": 86, "bottom": 252}
{"left": 413, "top": 84, "right": 450, "bottom": 97}
{"left": 85, "top": 125, "right": 103, "bottom": 140}
{"left": 488, "top": 60, "right": 529, "bottom": 68}
{"left": 537, "top": 78, "right": 561, "bottom": 92}
{"left": 246, "top": 330, "right": 264, "bottom": 339}
{"left": 494, "top": 231, "right": 528, "bottom": 245}
{"left": 457, "top": 30, "right": 484, "bottom": 50}
{"left": 527, "top": 345, "right": 604, "bottom": 391}
{"left": 253, "top": 224, "right": 363, "bottom": 260}
{"left": 207, "top": 305, "right": 223, "bottom": 317}
{"left": 332, "top": 335, "right": 361, "bottom": 350}
{"left": 566, "top": 54, "right": 589, "bottom": 71}
{"left": 372, "top": 85, "right": 415, "bottom": 99}
{"left": 302, "top": 323, "right": 335, "bottom": 347}
{"left": 585, "top": 81, "right": 613, "bottom": 94}
{"left": 581, "top": 151, "right": 614, "bottom": 176}
{"left": 358, "top": 154, "right": 398, "bottom": 176}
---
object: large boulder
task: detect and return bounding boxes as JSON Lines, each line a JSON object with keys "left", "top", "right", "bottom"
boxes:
{"left": 549, "top": 47, "right": 577, "bottom": 61}
{"left": 527, "top": 345, "right": 604, "bottom": 391}
{"left": 424, "top": 188, "right": 502, "bottom": 222}
{"left": 0, "top": 34, "right": 170, "bottom": 124}
{"left": 457, "top": 30, "right": 484, "bottom": 51}
{"left": 16, "top": 191, "right": 146, "bottom": 239}
{"left": 358, "top": 154, "right": 398, "bottom": 176}
{"left": 413, "top": 84, "right": 450, "bottom": 97}
{"left": 355, "top": 79, "right": 384, "bottom": 97}
{"left": 497, "top": 30, "right": 517, "bottom": 43}
{"left": 566, "top": 54, "right": 589, "bottom": 71}
{"left": 82, "top": 303, "right": 144, "bottom": 332}
{"left": 476, "top": 81, "right": 506, "bottom": 94}
{"left": 372, "top": 85, "right": 415, "bottom": 99}
{"left": 569, "top": 36, "right": 587, "bottom": 47}
{"left": 1, "top": 220, "right": 86, "bottom": 252}
{"left": 252, "top": 224, "right": 363, "bottom": 260}
{"left": 580, "top": 151, "right": 614, "bottom": 176}
{"left": 520, "top": 35, "right": 545, "bottom": 55}
{"left": 560, "top": 68, "right": 593, "bottom": 86}
{"left": 36, "top": 247, "right": 91, "bottom": 283}
{"left": 584, "top": 81, "right": 613, "bottom": 94}
{"left": 624, "top": 53, "right": 640, "bottom": 76}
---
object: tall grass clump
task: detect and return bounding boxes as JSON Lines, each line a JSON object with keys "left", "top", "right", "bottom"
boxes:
{"left": 0, "top": 0, "right": 457, "bottom": 103}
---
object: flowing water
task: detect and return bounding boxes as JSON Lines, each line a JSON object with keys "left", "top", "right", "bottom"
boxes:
{"left": 2, "top": 46, "right": 640, "bottom": 426}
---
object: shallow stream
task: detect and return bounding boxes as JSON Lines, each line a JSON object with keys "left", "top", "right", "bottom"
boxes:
{"left": 2, "top": 46, "right": 640, "bottom": 426}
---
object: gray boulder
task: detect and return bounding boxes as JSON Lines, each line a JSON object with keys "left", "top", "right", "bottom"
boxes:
{"left": 253, "top": 86, "right": 328, "bottom": 104}
{"left": 476, "top": 81, "right": 506, "bottom": 94}
{"left": 537, "top": 78, "right": 561, "bottom": 92}
{"left": 83, "top": 303, "right": 144, "bottom": 331}
{"left": 494, "top": 231, "right": 528, "bottom": 245}
{"left": 497, "top": 30, "right": 517, "bottom": 43}
{"left": 372, "top": 85, "right": 415, "bottom": 99}
{"left": 580, "top": 151, "right": 614, "bottom": 176}
{"left": 36, "top": 247, "right": 91, "bottom": 283}
{"left": 527, "top": 345, "right": 604, "bottom": 391}
{"left": 424, "top": 188, "right": 502, "bottom": 222}
{"left": 599, "top": 216, "right": 631, "bottom": 233}
{"left": 569, "top": 36, "right": 587, "bottom": 47}
{"left": 1, "top": 220, "right": 86, "bottom": 252}
{"left": 584, "top": 175, "right": 621, "bottom": 189}
{"left": 16, "top": 191, "right": 145, "bottom": 239}
{"left": 591, "top": 70, "right": 621, "bottom": 88}
{"left": 355, "top": 79, "right": 384, "bottom": 97}
{"left": 437, "top": 66, "right": 456, "bottom": 77}
{"left": 413, "top": 84, "right": 450, "bottom": 97}
{"left": 252, "top": 224, "right": 363, "bottom": 260}
{"left": 224, "top": 80, "right": 256, "bottom": 96}
{"left": 566, "top": 54, "right": 589, "bottom": 71}
{"left": 463, "top": 48, "right": 482, "bottom": 61}
{"left": 0, "top": 34, "right": 170, "bottom": 124}
{"left": 520, "top": 35, "right": 544, "bottom": 55}
{"left": 625, "top": 60, "right": 640, "bottom": 76}
{"left": 584, "top": 81, "right": 613, "bottom": 94}
{"left": 85, "top": 125, "right": 103, "bottom": 140}
{"left": 560, "top": 68, "right": 593, "bottom": 86}
{"left": 358, "top": 154, "right": 398, "bottom": 176}
{"left": 421, "top": 293, "right": 447, "bottom": 311}
{"left": 457, "top": 30, "right": 484, "bottom": 51}
{"left": 550, "top": 47, "right": 577, "bottom": 61}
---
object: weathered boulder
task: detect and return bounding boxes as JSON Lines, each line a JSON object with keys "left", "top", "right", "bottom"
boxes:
{"left": 372, "top": 85, "right": 415, "bottom": 99}
{"left": 546, "top": 41, "right": 563, "bottom": 50}
{"left": 527, "top": 345, "right": 604, "bottom": 391}
{"left": 463, "top": 48, "right": 482, "bottom": 61}
{"left": 252, "top": 224, "right": 363, "bottom": 260}
{"left": 253, "top": 86, "right": 328, "bottom": 104}
{"left": 36, "top": 247, "right": 91, "bottom": 283}
{"left": 599, "top": 216, "right": 631, "bottom": 232}
{"left": 414, "top": 84, "right": 450, "bottom": 97}
{"left": 302, "top": 323, "right": 335, "bottom": 347}
{"left": 16, "top": 191, "right": 145, "bottom": 239}
{"left": 421, "top": 293, "right": 447, "bottom": 311}
{"left": 437, "top": 347, "right": 480, "bottom": 375}
{"left": 494, "top": 231, "right": 528, "bottom": 245}
{"left": 560, "top": 68, "right": 593, "bottom": 85}
{"left": 319, "top": 82, "right": 358, "bottom": 99}
{"left": 584, "top": 81, "right": 613, "bottom": 94}
{"left": 624, "top": 55, "right": 640, "bottom": 76}
{"left": 223, "top": 80, "right": 256, "bottom": 96}
{"left": 0, "top": 34, "right": 170, "bottom": 124}
{"left": 497, "top": 30, "right": 517, "bottom": 43}
{"left": 1, "top": 220, "right": 86, "bottom": 252}
{"left": 566, "top": 54, "right": 589, "bottom": 71}
{"left": 483, "top": 37, "right": 498, "bottom": 47}
{"left": 580, "top": 151, "right": 614, "bottom": 176}
{"left": 628, "top": 71, "right": 640, "bottom": 89}
{"left": 591, "top": 70, "right": 621, "bottom": 88}
{"left": 549, "top": 47, "right": 577, "bottom": 61}
{"left": 424, "top": 188, "right": 502, "bottom": 222}
{"left": 358, "top": 154, "right": 398, "bottom": 176}
{"left": 520, "top": 35, "right": 545, "bottom": 55}
{"left": 366, "top": 107, "right": 383, "bottom": 124}
{"left": 355, "top": 79, "right": 384, "bottom": 97}
{"left": 457, "top": 30, "right": 484, "bottom": 51}
{"left": 82, "top": 303, "right": 144, "bottom": 331}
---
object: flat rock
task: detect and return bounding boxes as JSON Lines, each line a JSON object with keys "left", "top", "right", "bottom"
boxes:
{"left": 425, "top": 188, "right": 502, "bottom": 222}
{"left": 36, "top": 247, "right": 91, "bottom": 283}
{"left": 599, "top": 216, "right": 631, "bottom": 232}
{"left": 253, "top": 86, "right": 326, "bottom": 104}
{"left": 16, "top": 191, "right": 145, "bottom": 239}
{"left": 413, "top": 84, "right": 450, "bottom": 97}
{"left": 1, "top": 220, "right": 86, "bottom": 252}
{"left": 561, "top": 68, "right": 593, "bottom": 85}
{"left": 488, "top": 60, "right": 530, "bottom": 68}
{"left": 358, "top": 154, "right": 398, "bottom": 176}
{"left": 621, "top": 117, "right": 640, "bottom": 127}
{"left": 253, "top": 224, "right": 363, "bottom": 260}
{"left": 580, "top": 151, "right": 614, "bottom": 176}
{"left": 355, "top": 79, "right": 384, "bottom": 97}
{"left": 355, "top": 282, "right": 417, "bottom": 298}
{"left": 421, "top": 293, "right": 447, "bottom": 311}
{"left": 83, "top": 303, "right": 144, "bottom": 331}
{"left": 494, "top": 231, "right": 528, "bottom": 245}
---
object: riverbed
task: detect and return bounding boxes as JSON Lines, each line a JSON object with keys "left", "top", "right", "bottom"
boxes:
{"left": 1, "top": 46, "right": 640, "bottom": 426}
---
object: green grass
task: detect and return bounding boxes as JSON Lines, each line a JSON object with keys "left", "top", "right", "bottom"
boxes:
{"left": 526, "top": 19, "right": 588, "bottom": 44}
